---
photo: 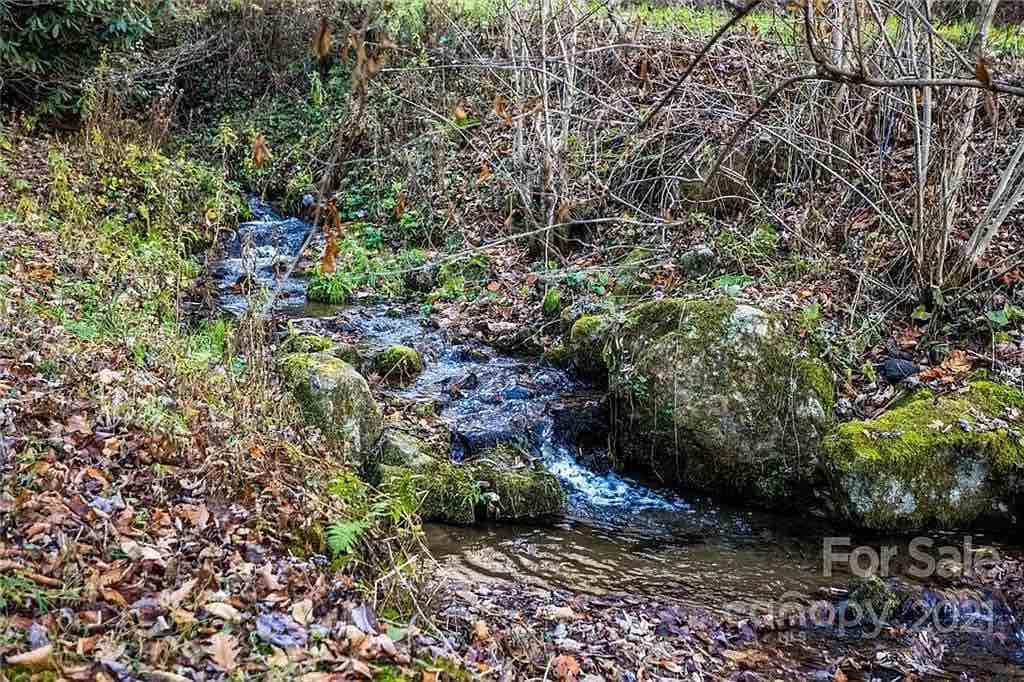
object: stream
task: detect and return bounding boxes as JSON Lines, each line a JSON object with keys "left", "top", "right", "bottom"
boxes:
{"left": 212, "top": 197, "right": 1024, "bottom": 675}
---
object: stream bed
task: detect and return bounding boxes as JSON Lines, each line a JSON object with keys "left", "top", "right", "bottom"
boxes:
{"left": 212, "top": 197, "right": 1024, "bottom": 675}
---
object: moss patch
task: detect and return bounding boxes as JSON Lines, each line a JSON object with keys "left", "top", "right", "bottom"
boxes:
{"left": 280, "top": 332, "right": 334, "bottom": 354}
{"left": 825, "top": 381, "right": 1024, "bottom": 530}
{"left": 380, "top": 443, "right": 565, "bottom": 524}
{"left": 566, "top": 314, "right": 614, "bottom": 380}
{"left": 543, "top": 288, "right": 563, "bottom": 317}
{"left": 374, "top": 345, "right": 423, "bottom": 384}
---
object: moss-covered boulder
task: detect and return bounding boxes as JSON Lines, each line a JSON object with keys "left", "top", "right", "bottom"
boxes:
{"left": 374, "top": 345, "right": 423, "bottom": 384}
{"left": 279, "top": 352, "right": 383, "bottom": 457}
{"left": 381, "top": 444, "right": 565, "bottom": 524}
{"left": 825, "top": 381, "right": 1024, "bottom": 530}
{"left": 565, "top": 314, "right": 614, "bottom": 380}
{"left": 609, "top": 298, "right": 834, "bottom": 508}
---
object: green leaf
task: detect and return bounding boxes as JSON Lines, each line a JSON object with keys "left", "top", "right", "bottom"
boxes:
{"left": 325, "top": 520, "right": 369, "bottom": 557}
{"left": 987, "top": 308, "right": 1010, "bottom": 328}
{"left": 911, "top": 304, "right": 932, "bottom": 321}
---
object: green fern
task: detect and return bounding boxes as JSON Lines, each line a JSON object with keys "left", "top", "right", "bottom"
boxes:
{"left": 325, "top": 520, "right": 369, "bottom": 556}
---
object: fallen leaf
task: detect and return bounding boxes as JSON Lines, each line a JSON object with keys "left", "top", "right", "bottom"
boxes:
{"left": 205, "top": 602, "right": 242, "bottom": 623}
{"left": 975, "top": 57, "right": 991, "bottom": 87}
{"left": 551, "top": 654, "right": 580, "bottom": 681}
{"left": 291, "top": 598, "right": 314, "bottom": 626}
{"left": 7, "top": 644, "right": 53, "bottom": 668}
{"left": 313, "top": 18, "right": 333, "bottom": 60}
{"left": 472, "top": 620, "right": 490, "bottom": 642}
{"left": 208, "top": 632, "right": 239, "bottom": 672}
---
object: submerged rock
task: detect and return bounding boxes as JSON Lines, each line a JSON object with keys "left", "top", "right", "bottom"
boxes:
{"left": 825, "top": 381, "right": 1024, "bottom": 530}
{"left": 608, "top": 297, "right": 834, "bottom": 509}
{"left": 279, "top": 352, "right": 383, "bottom": 457}
{"left": 373, "top": 344, "right": 423, "bottom": 384}
{"left": 381, "top": 443, "right": 565, "bottom": 524}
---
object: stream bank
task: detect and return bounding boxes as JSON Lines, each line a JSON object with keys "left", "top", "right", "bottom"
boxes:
{"left": 213, "top": 197, "right": 1024, "bottom": 679}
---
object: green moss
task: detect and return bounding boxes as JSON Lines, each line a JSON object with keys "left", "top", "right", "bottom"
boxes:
{"left": 280, "top": 332, "right": 334, "bottom": 354}
{"left": 543, "top": 288, "right": 563, "bottom": 317}
{"left": 373, "top": 345, "right": 423, "bottom": 383}
{"left": 380, "top": 444, "right": 565, "bottom": 524}
{"left": 279, "top": 352, "right": 383, "bottom": 456}
{"left": 381, "top": 460, "right": 481, "bottom": 525}
{"left": 566, "top": 314, "right": 613, "bottom": 379}
{"left": 428, "top": 254, "right": 491, "bottom": 302}
{"left": 825, "top": 381, "right": 1024, "bottom": 530}
{"left": 612, "top": 247, "right": 653, "bottom": 299}
{"left": 543, "top": 344, "right": 573, "bottom": 368}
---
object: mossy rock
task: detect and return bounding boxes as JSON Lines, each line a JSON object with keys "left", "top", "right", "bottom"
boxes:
{"left": 380, "top": 444, "right": 565, "bottom": 524}
{"left": 609, "top": 297, "right": 834, "bottom": 509}
{"left": 279, "top": 352, "right": 383, "bottom": 457}
{"left": 374, "top": 345, "right": 423, "bottom": 384}
{"left": 280, "top": 333, "right": 334, "bottom": 354}
{"left": 378, "top": 430, "right": 449, "bottom": 468}
{"left": 565, "top": 314, "right": 614, "bottom": 380}
{"left": 825, "top": 381, "right": 1024, "bottom": 530}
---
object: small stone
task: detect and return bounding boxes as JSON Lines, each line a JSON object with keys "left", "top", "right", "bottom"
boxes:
{"left": 881, "top": 357, "right": 919, "bottom": 384}
{"left": 678, "top": 244, "right": 716, "bottom": 277}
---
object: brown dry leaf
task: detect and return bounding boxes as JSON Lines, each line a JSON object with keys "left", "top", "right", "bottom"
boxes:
{"left": 208, "top": 632, "right": 239, "bottom": 672}
{"left": 395, "top": 193, "right": 407, "bottom": 220}
{"left": 179, "top": 503, "right": 210, "bottom": 530}
{"left": 421, "top": 671, "right": 439, "bottom": 682}
{"left": 259, "top": 563, "right": 284, "bottom": 591}
{"left": 943, "top": 349, "right": 971, "bottom": 375}
{"left": 252, "top": 134, "right": 271, "bottom": 169}
{"left": 291, "top": 597, "right": 314, "bottom": 626}
{"left": 975, "top": 57, "right": 992, "bottom": 87}
{"left": 556, "top": 201, "right": 572, "bottom": 225}
{"left": 313, "top": 18, "right": 333, "bottom": 60}
{"left": 638, "top": 57, "right": 648, "bottom": 83}
{"left": 478, "top": 163, "right": 492, "bottom": 184}
{"left": 551, "top": 654, "right": 580, "bottom": 681}
{"left": 7, "top": 644, "right": 54, "bottom": 668}
{"left": 321, "top": 235, "right": 340, "bottom": 274}
{"left": 160, "top": 577, "right": 197, "bottom": 609}
{"left": 205, "top": 602, "right": 242, "bottom": 623}
{"left": 493, "top": 94, "right": 512, "bottom": 125}
{"left": 835, "top": 668, "right": 849, "bottom": 682}
{"left": 472, "top": 619, "right": 491, "bottom": 642}
{"left": 920, "top": 349, "right": 972, "bottom": 382}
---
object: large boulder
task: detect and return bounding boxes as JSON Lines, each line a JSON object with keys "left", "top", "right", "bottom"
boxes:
{"left": 279, "top": 352, "right": 383, "bottom": 458}
{"left": 607, "top": 298, "right": 834, "bottom": 508}
{"left": 825, "top": 381, "right": 1024, "bottom": 530}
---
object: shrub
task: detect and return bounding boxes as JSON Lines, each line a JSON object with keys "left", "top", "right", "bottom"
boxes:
{"left": 0, "top": 0, "right": 165, "bottom": 113}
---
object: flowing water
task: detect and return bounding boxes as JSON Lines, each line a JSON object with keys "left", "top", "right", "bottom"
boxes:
{"left": 212, "top": 197, "right": 1024, "bottom": 672}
